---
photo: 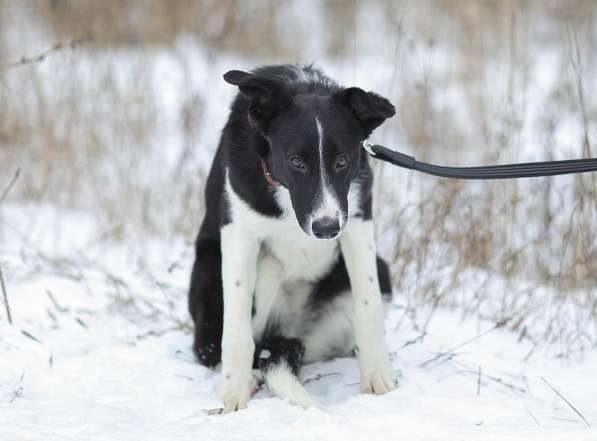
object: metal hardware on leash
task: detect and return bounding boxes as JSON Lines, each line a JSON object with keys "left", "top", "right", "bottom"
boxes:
{"left": 362, "top": 140, "right": 377, "bottom": 156}
{"left": 362, "top": 141, "right": 597, "bottom": 180}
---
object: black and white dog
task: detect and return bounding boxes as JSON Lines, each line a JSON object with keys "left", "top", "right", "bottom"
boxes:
{"left": 189, "top": 64, "right": 396, "bottom": 412}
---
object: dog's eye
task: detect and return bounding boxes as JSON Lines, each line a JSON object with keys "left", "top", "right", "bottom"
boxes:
{"left": 335, "top": 155, "right": 348, "bottom": 169}
{"left": 290, "top": 156, "right": 305, "bottom": 169}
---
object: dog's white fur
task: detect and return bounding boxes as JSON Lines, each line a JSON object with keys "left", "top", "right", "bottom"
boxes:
{"left": 264, "top": 362, "right": 314, "bottom": 408}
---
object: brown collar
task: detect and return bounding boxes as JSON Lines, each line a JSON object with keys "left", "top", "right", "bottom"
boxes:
{"left": 260, "top": 159, "right": 280, "bottom": 187}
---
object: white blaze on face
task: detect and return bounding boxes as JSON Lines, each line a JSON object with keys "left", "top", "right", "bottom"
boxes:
{"left": 312, "top": 116, "right": 343, "bottom": 230}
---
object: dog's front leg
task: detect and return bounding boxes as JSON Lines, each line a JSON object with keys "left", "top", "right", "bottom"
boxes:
{"left": 220, "top": 223, "right": 260, "bottom": 412}
{"left": 340, "top": 218, "right": 396, "bottom": 394}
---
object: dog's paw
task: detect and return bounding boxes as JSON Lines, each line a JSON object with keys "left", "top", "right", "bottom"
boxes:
{"left": 359, "top": 356, "right": 396, "bottom": 395}
{"left": 220, "top": 372, "right": 257, "bottom": 413}
{"left": 221, "top": 394, "right": 249, "bottom": 413}
{"left": 221, "top": 384, "right": 250, "bottom": 413}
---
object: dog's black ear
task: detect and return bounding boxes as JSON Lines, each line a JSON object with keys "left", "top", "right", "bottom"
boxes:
{"left": 223, "top": 70, "right": 292, "bottom": 130}
{"left": 335, "top": 87, "right": 396, "bottom": 137}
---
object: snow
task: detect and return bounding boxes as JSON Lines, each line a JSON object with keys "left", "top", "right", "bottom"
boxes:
{"left": 1, "top": 4, "right": 596, "bottom": 439}
{"left": 1, "top": 205, "right": 596, "bottom": 441}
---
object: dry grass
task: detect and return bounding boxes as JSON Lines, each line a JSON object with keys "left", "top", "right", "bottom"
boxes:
{"left": 0, "top": 0, "right": 596, "bottom": 353}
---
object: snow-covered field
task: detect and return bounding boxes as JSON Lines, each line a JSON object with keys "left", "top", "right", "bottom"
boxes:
{"left": 1, "top": 205, "right": 596, "bottom": 441}
{"left": 2, "top": 3, "right": 597, "bottom": 439}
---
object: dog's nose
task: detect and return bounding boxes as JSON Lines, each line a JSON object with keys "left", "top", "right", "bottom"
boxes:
{"left": 311, "top": 217, "right": 340, "bottom": 239}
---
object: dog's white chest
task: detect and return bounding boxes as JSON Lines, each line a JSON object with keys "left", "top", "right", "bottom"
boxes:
{"left": 263, "top": 226, "right": 338, "bottom": 281}
{"left": 225, "top": 174, "right": 339, "bottom": 281}
{"left": 264, "top": 185, "right": 339, "bottom": 281}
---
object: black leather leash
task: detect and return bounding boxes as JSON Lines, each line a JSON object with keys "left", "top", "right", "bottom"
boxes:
{"left": 363, "top": 141, "right": 597, "bottom": 179}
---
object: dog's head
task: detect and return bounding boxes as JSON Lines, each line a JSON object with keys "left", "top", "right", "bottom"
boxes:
{"left": 224, "top": 69, "right": 395, "bottom": 239}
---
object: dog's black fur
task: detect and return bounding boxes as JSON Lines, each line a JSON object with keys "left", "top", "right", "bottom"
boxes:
{"left": 188, "top": 64, "right": 394, "bottom": 381}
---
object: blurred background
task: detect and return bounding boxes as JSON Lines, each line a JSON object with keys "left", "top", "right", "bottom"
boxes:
{"left": 1, "top": 0, "right": 596, "bottom": 357}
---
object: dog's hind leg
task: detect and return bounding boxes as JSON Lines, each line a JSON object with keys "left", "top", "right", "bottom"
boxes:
{"left": 189, "top": 238, "right": 224, "bottom": 367}
{"left": 255, "top": 336, "right": 313, "bottom": 408}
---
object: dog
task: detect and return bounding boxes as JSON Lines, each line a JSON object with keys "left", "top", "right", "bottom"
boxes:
{"left": 188, "top": 64, "right": 396, "bottom": 412}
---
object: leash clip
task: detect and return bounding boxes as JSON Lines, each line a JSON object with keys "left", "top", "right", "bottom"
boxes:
{"left": 362, "top": 140, "right": 376, "bottom": 156}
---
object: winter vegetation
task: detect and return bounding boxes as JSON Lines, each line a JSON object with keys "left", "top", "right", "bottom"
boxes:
{"left": 1, "top": 1, "right": 596, "bottom": 440}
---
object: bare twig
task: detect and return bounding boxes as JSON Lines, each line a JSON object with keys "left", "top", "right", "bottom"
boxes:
{"left": 541, "top": 376, "right": 590, "bottom": 428}
{"left": 173, "top": 374, "right": 194, "bottom": 381}
{"left": 2, "top": 37, "right": 91, "bottom": 70}
{"left": 453, "top": 368, "right": 527, "bottom": 394}
{"left": 397, "top": 332, "right": 427, "bottom": 350}
{"left": 137, "top": 260, "right": 187, "bottom": 326}
{"left": 525, "top": 406, "right": 541, "bottom": 426}
{"left": 303, "top": 372, "right": 341, "bottom": 385}
{"left": 21, "top": 330, "right": 42, "bottom": 344}
{"left": 482, "top": 372, "right": 526, "bottom": 394}
{"left": 0, "top": 168, "right": 20, "bottom": 205}
{"left": 0, "top": 265, "right": 12, "bottom": 325}
{"left": 174, "top": 349, "right": 196, "bottom": 362}
{"left": 477, "top": 365, "right": 482, "bottom": 396}
{"left": 46, "top": 289, "right": 68, "bottom": 313}
{"left": 8, "top": 373, "right": 25, "bottom": 404}
{"left": 420, "top": 318, "right": 510, "bottom": 368}
{"left": 135, "top": 325, "right": 187, "bottom": 340}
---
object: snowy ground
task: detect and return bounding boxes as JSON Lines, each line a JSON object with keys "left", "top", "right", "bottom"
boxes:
{"left": 2, "top": 3, "right": 597, "bottom": 439}
{"left": 1, "top": 205, "right": 596, "bottom": 441}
